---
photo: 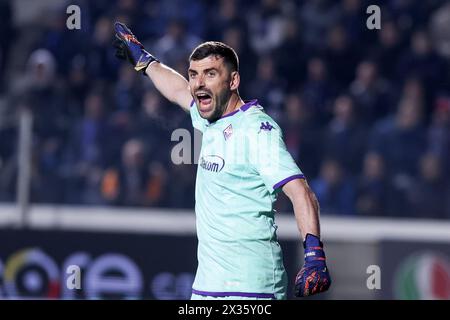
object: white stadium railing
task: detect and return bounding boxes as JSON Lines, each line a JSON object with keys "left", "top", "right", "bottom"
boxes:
{"left": 1, "top": 204, "right": 450, "bottom": 242}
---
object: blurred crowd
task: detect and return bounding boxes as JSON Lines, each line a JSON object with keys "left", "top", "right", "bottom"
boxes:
{"left": 0, "top": 0, "right": 449, "bottom": 219}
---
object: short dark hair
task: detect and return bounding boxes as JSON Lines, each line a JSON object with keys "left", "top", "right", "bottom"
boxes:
{"left": 189, "top": 41, "right": 239, "bottom": 72}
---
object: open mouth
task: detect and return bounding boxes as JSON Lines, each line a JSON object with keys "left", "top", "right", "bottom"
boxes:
{"left": 196, "top": 92, "right": 212, "bottom": 108}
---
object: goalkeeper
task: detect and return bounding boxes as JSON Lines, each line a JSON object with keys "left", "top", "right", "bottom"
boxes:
{"left": 113, "top": 22, "right": 331, "bottom": 300}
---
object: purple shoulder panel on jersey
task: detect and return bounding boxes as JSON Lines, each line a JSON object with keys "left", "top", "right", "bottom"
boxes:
{"left": 273, "top": 174, "right": 305, "bottom": 190}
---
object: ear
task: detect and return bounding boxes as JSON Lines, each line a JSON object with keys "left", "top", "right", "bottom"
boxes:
{"left": 229, "top": 71, "right": 240, "bottom": 91}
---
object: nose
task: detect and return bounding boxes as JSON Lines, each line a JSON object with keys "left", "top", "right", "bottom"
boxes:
{"left": 195, "top": 74, "right": 205, "bottom": 89}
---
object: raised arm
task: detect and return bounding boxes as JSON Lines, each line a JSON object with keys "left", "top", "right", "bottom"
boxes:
{"left": 282, "top": 178, "right": 331, "bottom": 298}
{"left": 145, "top": 62, "right": 192, "bottom": 111}
{"left": 113, "top": 22, "right": 192, "bottom": 111}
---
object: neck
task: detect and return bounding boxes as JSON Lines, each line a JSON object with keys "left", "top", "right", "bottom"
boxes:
{"left": 222, "top": 93, "right": 244, "bottom": 117}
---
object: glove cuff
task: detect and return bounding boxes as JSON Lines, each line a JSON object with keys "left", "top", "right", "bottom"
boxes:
{"left": 303, "top": 233, "right": 323, "bottom": 249}
{"left": 134, "top": 51, "right": 160, "bottom": 73}
{"left": 303, "top": 234, "right": 326, "bottom": 263}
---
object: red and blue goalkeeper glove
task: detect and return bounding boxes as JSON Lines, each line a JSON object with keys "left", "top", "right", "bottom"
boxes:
{"left": 294, "top": 233, "right": 331, "bottom": 297}
{"left": 113, "top": 22, "right": 159, "bottom": 73}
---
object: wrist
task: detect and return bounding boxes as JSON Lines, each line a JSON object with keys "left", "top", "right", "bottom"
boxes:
{"left": 144, "top": 59, "right": 160, "bottom": 74}
{"left": 134, "top": 51, "right": 158, "bottom": 72}
{"left": 303, "top": 233, "right": 323, "bottom": 248}
{"left": 303, "top": 233, "right": 326, "bottom": 264}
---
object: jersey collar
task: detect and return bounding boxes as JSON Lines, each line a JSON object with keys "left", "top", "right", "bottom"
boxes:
{"left": 218, "top": 99, "right": 259, "bottom": 121}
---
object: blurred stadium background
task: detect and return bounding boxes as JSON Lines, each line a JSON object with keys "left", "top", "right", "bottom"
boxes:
{"left": 0, "top": 0, "right": 449, "bottom": 299}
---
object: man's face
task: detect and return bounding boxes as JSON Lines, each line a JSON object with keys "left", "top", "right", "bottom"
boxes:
{"left": 188, "top": 55, "right": 233, "bottom": 122}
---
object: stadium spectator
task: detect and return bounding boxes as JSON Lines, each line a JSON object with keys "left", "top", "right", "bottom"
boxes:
{"left": 66, "top": 55, "right": 91, "bottom": 117}
{"left": 0, "top": 0, "right": 13, "bottom": 91}
{"left": 114, "top": 63, "right": 142, "bottom": 113}
{"left": 427, "top": 96, "right": 450, "bottom": 178}
{"left": 247, "top": 54, "right": 286, "bottom": 120}
{"left": 370, "top": 97, "right": 426, "bottom": 177}
{"left": 248, "top": 0, "right": 290, "bottom": 55}
{"left": 143, "top": 160, "right": 169, "bottom": 207}
{"left": 429, "top": 1, "right": 450, "bottom": 59}
{"left": 153, "top": 0, "right": 206, "bottom": 38}
{"left": 372, "top": 20, "right": 404, "bottom": 80}
{"left": 311, "top": 158, "right": 356, "bottom": 216}
{"left": 408, "top": 153, "right": 450, "bottom": 219}
{"left": 86, "top": 16, "right": 119, "bottom": 80}
{"left": 281, "top": 93, "right": 321, "bottom": 178}
{"left": 324, "top": 24, "right": 360, "bottom": 87}
{"left": 396, "top": 29, "right": 447, "bottom": 99}
{"left": 349, "top": 60, "right": 393, "bottom": 123}
{"left": 322, "top": 94, "right": 367, "bottom": 175}
{"left": 101, "top": 138, "right": 149, "bottom": 206}
{"left": 299, "top": 0, "right": 340, "bottom": 51}
{"left": 302, "top": 56, "right": 335, "bottom": 123}
{"left": 273, "top": 17, "right": 305, "bottom": 90}
{"left": 206, "top": 0, "right": 246, "bottom": 41}
{"left": 153, "top": 19, "right": 202, "bottom": 67}
{"left": 103, "top": 110, "right": 135, "bottom": 169}
{"left": 133, "top": 87, "right": 173, "bottom": 160}
{"left": 337, "top": 0, "right": 366, "bottom": 47}
{"left": 356, "top": 152, "right": 389, "bottom": 217}
{"left": 370, "top": 96, "right": 428, "bottom": 217}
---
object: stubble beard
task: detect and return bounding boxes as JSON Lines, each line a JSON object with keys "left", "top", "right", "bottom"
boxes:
{"left": 204, "top": 89, "right": 232, "bottom": 122}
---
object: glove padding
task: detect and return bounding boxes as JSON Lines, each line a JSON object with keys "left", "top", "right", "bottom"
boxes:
{"left": 113, "top": 22, "right": 159, "bottom": 72}
{"left": 294, "top": 233, "right": 331, "bottom": 297}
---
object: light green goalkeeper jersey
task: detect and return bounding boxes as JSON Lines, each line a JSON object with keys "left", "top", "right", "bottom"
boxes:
{"left": 189, "top": 99, "right": 304, "bottom": 300}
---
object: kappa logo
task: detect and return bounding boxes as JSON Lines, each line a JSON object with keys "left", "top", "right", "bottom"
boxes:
{"left": 259, "top": 121, "right": 275, "bottom": 132}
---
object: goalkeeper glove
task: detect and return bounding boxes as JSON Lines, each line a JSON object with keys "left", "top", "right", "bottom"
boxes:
{"left": 294, "top": 233, "right": 331, "bottom": 297}
{"left": 113, "top": 22, "right": 159, "bottom": 73}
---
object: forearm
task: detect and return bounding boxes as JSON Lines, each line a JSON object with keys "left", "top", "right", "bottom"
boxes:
{"left": 283, "top": 178, "right": 331, "bottom": 297}
{"left": 283, "top": 179, "right": 321, "bottom": 240}
{"left": 145, "top": 62, "right": 192, "bottom": 110}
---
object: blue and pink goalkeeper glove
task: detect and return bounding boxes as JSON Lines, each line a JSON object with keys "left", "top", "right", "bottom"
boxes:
{"left": 113, "top": 22, "right": 159, "bottom": 73}
{"left": 294, "top": 233, "right": 331, "bottom": 297}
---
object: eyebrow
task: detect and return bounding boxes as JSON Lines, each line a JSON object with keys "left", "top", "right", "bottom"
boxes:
{"left": 188, "top": 67, "right": 219, "bottom": 74}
